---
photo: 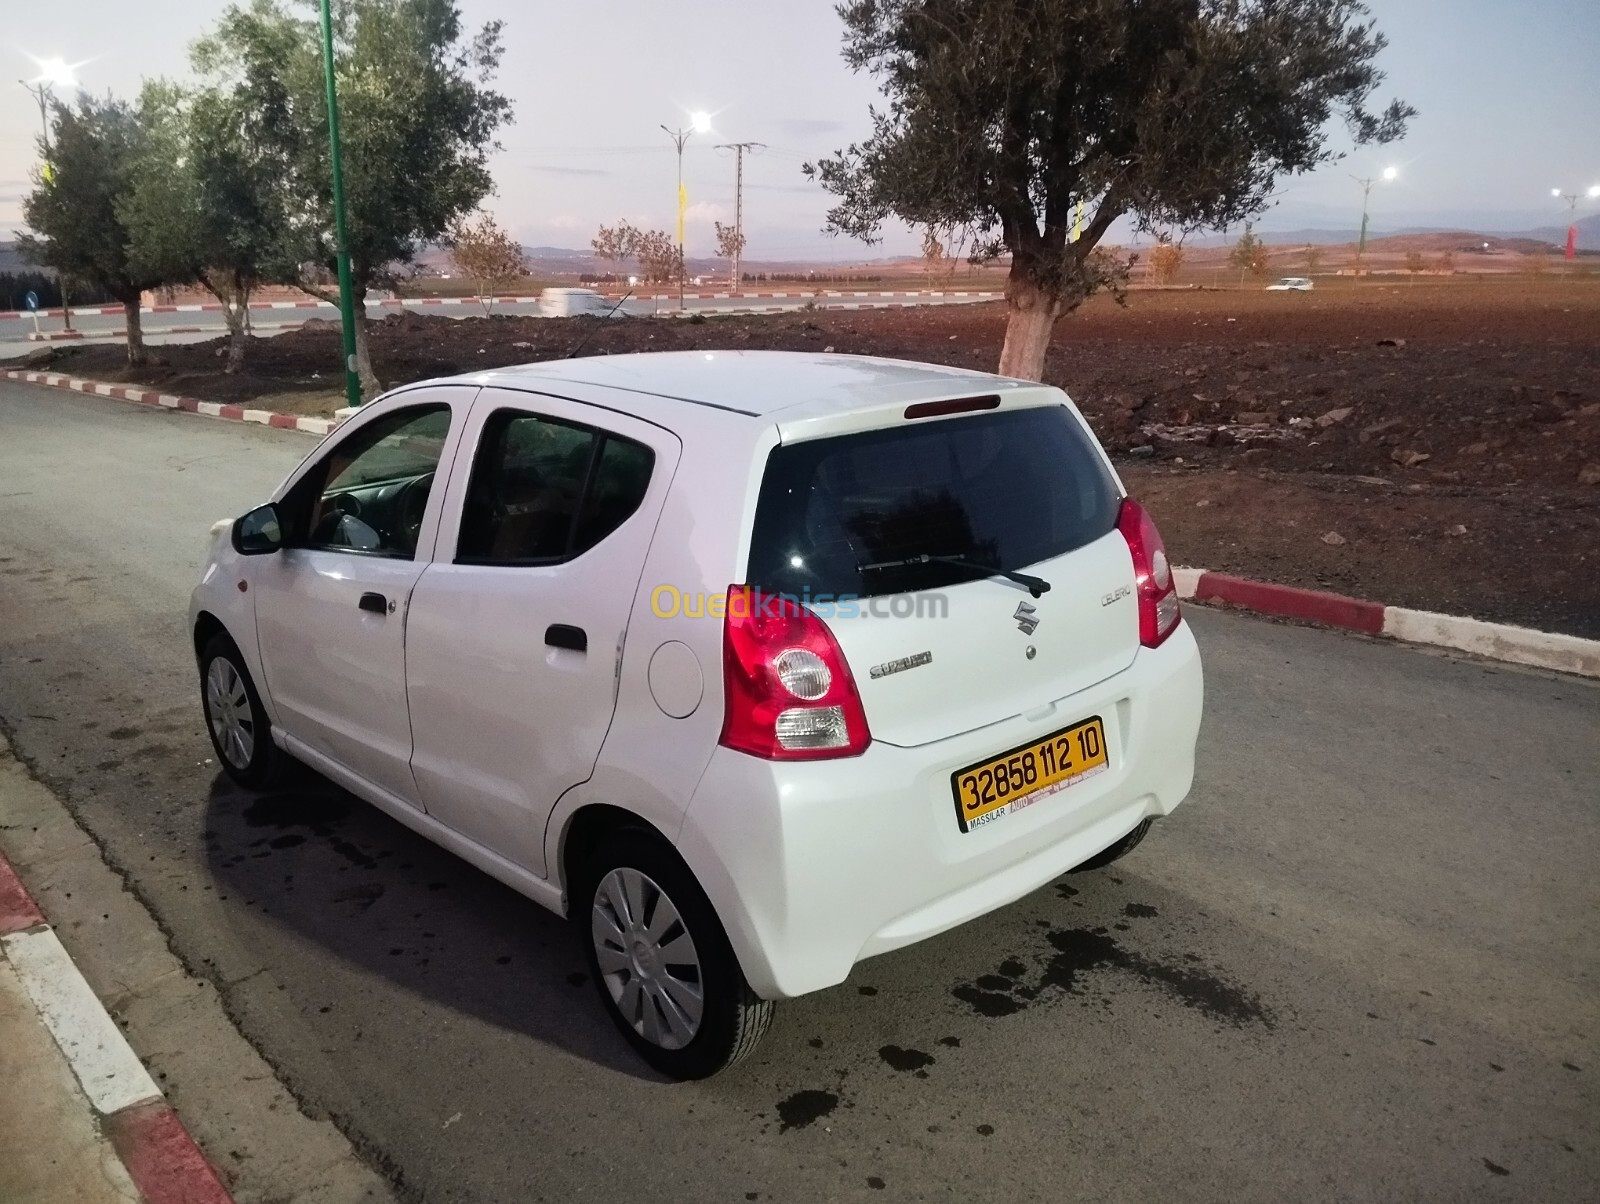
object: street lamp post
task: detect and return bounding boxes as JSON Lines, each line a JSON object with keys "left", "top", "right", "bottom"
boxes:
{"left": 318, "top": 0, "right": 362, "bottom": 410}
{"left": 1350, "top": 166, "right": 1398, "bottom": 278}
{"left": 20, "top": 57, "right": 80, "bottom": 330}
{"left": 661, "top": 111, "right": 710, "bottom": 308}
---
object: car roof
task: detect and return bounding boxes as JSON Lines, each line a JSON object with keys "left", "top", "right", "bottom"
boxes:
{"left": 465, "top": 350, "right": 1039, "bottom": 423}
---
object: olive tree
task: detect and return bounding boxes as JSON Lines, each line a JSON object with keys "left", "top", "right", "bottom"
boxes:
{"left": 193, "top": 0, "right": 513, "bottom": 393}
{"left": 20, "top": 95, "right": 167, "bottom": 365}
{"left": 122, "top": 80, "right": 297, "bottom": 373}
{"left": 807, "top": 0, "right": 1413, "bottom": 380}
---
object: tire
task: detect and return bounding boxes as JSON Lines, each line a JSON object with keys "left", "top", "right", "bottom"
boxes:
{"left": 199, "top": 632, "right": 289, "bottom": 789}
{"left": 1070, "top": 818, "right": 1153, "bottom": 873}
{"left": 574, "top": 829, "right": 773, "bottom": 1079}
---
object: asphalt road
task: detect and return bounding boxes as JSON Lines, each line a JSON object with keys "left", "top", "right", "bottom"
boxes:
{"left": 0, "top": 293, "right": 996, "bottom": 357}
{"left": 0, "top": 377, "right": 1595, "bottom": 1204}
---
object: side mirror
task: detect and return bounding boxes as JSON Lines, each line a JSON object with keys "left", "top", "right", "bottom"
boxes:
{"left": 232, "top": 503, "right": 284, "bottom": 556}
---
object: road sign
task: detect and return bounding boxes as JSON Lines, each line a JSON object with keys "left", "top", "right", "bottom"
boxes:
{"left": 24, "top": 291, "right": 39, "bottom": 311}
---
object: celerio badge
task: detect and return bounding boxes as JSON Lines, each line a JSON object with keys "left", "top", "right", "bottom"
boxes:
{"left": 1013, "top": 600, "right": 1039, "bottom": 635}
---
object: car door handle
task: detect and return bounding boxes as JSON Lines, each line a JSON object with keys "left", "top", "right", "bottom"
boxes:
{"left": 359, "top": 591, "right": 389, "bottom": 615}
{"left": 545, "top": 624, "right": 587, "bottom": 652}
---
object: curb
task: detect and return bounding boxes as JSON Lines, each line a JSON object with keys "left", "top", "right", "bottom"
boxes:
{"left": 3, "top": 369, "right": 334, "bottom": 437}
{"left": 0, "top": 853, "right": 234, "bottom": 1204}
{"left": 1, "top": 290, "right": 1002, "bottom": 320}
{"left": 26, "top": 321, "right": 308, "bottom": 343}
{"left": 1174, "top": 568, "right": 1600, "bottom": 679}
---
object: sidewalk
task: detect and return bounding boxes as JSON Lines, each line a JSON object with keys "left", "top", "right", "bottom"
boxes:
{"left": 0, "top": 947, "right": 139, "bottom": 1201}
{"left": 0, "top": 855, "right": 232, "bottom": 1204}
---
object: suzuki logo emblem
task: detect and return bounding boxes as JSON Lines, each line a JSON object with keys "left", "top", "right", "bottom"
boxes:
{"left": 1013, "top": 600, "right": 1039, "bottom": 635}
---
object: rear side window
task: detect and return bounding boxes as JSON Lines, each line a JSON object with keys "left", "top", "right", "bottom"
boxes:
{"left": 457, "top": 410, "right": 655, "bottom": 564}
{"left": 747, "top": 406, "right": 1119, "bottom": 599}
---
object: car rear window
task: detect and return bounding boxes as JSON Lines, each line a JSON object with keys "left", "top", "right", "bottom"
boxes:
{"left": 747, "top": 405, "right": 1121, "bottom": 600}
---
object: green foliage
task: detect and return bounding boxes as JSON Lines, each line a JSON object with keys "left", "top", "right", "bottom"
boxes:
{"left": 192, "top": 0, "right": 513, "bottom": 301}
{"left": 807, "top": 0, "right": 1412, "bottom": 374}
{"left": 714, "top": 220, "right": 747, "bottom": 263}
{"left": 20, "top": 94, "right": 167, "bottom": 362}
{"left": 1229, "top": 223, "right": 1270, "bottom": 278}
{"left": 121, "top": 73, "right": 303, "bottom": 370}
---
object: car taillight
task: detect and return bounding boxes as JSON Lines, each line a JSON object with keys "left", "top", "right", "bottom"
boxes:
{"left": 719, "top": 585, "right": 871, "bottom": 760}
{"left": 1117, "top": 499, "right": 1181, "bottom": 648}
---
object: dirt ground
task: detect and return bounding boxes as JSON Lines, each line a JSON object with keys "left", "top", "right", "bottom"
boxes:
{"left": 13, "top": 279, "right": 1599, "bottom": 636}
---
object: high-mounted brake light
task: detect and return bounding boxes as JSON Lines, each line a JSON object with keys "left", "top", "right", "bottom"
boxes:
{"left": 1116, "top": 499, "right": 1181, "bottom": 648}
{"left": 719, "top": 586, "right": 871, "bottom": 760}
{"left": 903, "top": 394, "right": 1001, "bottom": 420}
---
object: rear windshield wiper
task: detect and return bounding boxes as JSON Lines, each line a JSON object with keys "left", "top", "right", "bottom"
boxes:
{"left": 859, "top": 553, "right": 1052, "bottom": 598}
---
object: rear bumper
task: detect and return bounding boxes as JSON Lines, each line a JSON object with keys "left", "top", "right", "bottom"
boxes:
{"left": 676, "top": 620, "right": 1203, "bottom": 999}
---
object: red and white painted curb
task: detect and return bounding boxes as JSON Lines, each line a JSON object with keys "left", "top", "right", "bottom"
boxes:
{"left": 26, "top": 321, "right": 307, "bottom": 342}
{"left": 1, "top": 289, "right": 1000, "bottom": 321}
{"left": 1172, "top": 568, "right": 1600, "bottom": 679}
{"left": 3, "top": 369, "right": 335, "bottom": 437}
{"left": 0, "top": 853, "right": 234, "bottom": 1203}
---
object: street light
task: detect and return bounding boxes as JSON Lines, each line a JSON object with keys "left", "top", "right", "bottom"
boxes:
{"left": 661, "top": 111, "right": 712, "bottom": 307}
{"left": 1351, "top": 167, "right": 1398, "bottom": 275}
{"left": 20, "top": 55, "right": 83, "bottom": 329}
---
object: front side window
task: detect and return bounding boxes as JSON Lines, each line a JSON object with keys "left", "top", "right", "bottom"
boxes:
{"left": 457, "top": 410, "right": 655, "bottom": 565}
{"left": 285, "top": 405, "right": 452, "bottom": 559}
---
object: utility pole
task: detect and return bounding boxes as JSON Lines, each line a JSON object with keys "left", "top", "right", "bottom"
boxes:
{"left": 1350, "top": 167, "right": 1396, "bottom": 279}
{"left": 715, "top": 141, "right": 764, "bottom": 291}
{"left": 319, "top": 0, "right": 362, "bottom": 409}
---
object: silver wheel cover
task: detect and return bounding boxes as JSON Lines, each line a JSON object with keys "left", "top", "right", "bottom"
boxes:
{"left": 205, "top": 656, "right": 256, "bottom": 770}
{"left": 591, "top": 867, "right": 705, "bottom": 1050}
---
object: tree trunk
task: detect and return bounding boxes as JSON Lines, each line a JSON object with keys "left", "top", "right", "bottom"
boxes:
{"left": 123, "top": 297, "right": 146, "bottom": 366}
{"left": 224, "top": 300, "right": 248, "bottom": 374}
{"left": 351, "top": 293, "right": 382, "bottom": 398}
{"left": 997, "top": 276, "right": 1062, "bottom": 381}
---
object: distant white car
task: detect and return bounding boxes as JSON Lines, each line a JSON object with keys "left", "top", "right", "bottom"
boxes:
{"left": 190, "top": 351, "right": 1203, "bottom": 1078}
{"left": 538, "top": 287, "right": 624, "bottom": 318}
{"left": 1266, "top": 277, "right": 1314, "bottom": 292}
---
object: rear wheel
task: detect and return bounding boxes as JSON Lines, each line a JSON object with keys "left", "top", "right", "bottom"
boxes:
{"left": 575, "top": 829, "right": 772, "bottom": 1079}
{"left": 200, "top": 633, "right": 288, "bottom": 789}
{"left": 1070, "top": 818, "right": 1153, "bottom": 873}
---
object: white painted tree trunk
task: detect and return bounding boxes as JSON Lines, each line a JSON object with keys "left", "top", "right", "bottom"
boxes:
{"left": 997, "top": 300, "right": 1057, "bottom": 381}
{"left": 351, "top": 294, "right": 381, "bottom": 398}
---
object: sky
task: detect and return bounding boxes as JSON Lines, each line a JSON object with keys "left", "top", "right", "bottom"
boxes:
{"left": 4, "top": 0, "right": 1598, "bottom": 261}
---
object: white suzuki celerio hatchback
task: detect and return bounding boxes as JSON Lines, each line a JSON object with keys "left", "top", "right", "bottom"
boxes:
{"left": 192, "top": 351, "right": 1202, "bottom": 1078}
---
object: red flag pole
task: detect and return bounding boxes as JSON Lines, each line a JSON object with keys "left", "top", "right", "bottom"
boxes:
{"left": 1567, "top": 225, "right": 1578, "bottom": 261}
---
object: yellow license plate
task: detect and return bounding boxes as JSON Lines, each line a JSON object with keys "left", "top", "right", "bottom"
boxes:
{"left": 951, "top": 716, "right": 1109, "bottom": 832}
